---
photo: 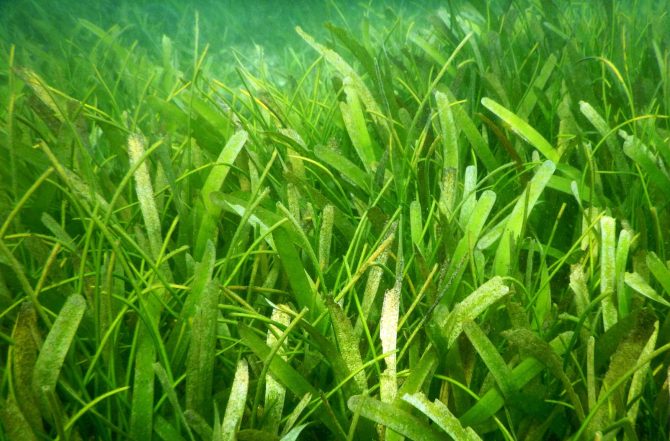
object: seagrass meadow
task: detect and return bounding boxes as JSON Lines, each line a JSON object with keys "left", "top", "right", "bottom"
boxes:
{"left": 1, "top": 0, "right": 670, "bottom": 439}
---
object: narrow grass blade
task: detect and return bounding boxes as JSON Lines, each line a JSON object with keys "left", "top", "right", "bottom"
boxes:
{"left": 314, "top": 144, "right": 370, "bottom": 192}
{"left": 279, "top": 128, "right": 308, "bottom": 179}
{"left": 581, "top": 206, "right": 603, "bottom": 255}
{"left": 347, "top": 395, "right": 445, "bottom": 441}
{"left": 182, "top": 239, "right": 216, "bottom": 320}
{"left": 166, "top": 240, "right": 216, "bottom": 377}
{"left": 130, "top": 329, "right": 157, "bottom": 441}
{"left": 569, "top": 264, "right": 589, "bottom": 316}
{"left": 502, "top": 328, "right": 585, "bottom": 421}
{"left": 436, "top": 91, "right": 459, "bottom": 171}
{"left": 264, "top": 305, "right": 291, "bottom": 434}
{"left": 340, "top": 77, "right": 375, "bottom": 171}
{"left": 11, "top": 302, "right": 43, "bottom": 431}
{"left": 534, "top": 260, "right": 552, "bottom": 328}
{"left": 481, "top": 97, "right": 560, "bottom": 162}
{"left": 272, "top": 228, "right": 325, "bottom": 319}
{"left": 409, "top": 199, "right": 423, "bottom": 252}
{"left": 318, "top": 205, "right": 335, "bottom": 271}
{"left": 624, "top": 272, "right": 670, "bottom": 307}
{"left": 621, "top": 129, "right": 670, "bottom": 198}
{"left": 477, "top": 218, "right": 507, "bottom": 252}
{"left": 63, "top": 386, "right": 130, "bottom": 437}
{"left": 435, "top": 92, "right": 459, "bottom": 219}
{"left": 185, "top": 409, "right": 213, "bottom": 440}
{"left": 547, "top": 175, "right": 596, "bottom": 204}
{"left": 441, "top": 276, "right": 510, "bottom": 346}
{"left": 195, "top": 130, "right": 249, "bottom": 258}
{"left": 127, "top": 133, "right": 166, "bottom": 441}
{"left": 459, "top": 165, "right": 478, "bottom": 227}
{"left": 280, "top": 393, "right": 312, "bottom": 437}
{"left": 40, "top": 213, "right": 76, "bottom": 251}
{"left": 646, "top": 251, "right": 670, "bottom": 295}
{"left": 287, "top": 183, "right": 301, "bottom": 225}
{"left": 517, "top": 54, "right": 557, "bottom": 120}
{"left": 32, "top": 294, "right": 86, "bottom": 414}
{"left": 221, "top": 359, "right": 249, "bottom": 441}
{"left": 326, "top": 298, "right": 367, "bottom": 393}
{"left": 324, "top": 22, "right": 376, "bottom": 80}
{"left": 0, "top": 397, "right": 39, "bottom": 441}
{"left": 585, "top": 310, "right": 658, "bottom": 439}
{"left": 210, "top": 191, "right": 283, "bottom": 247}
{"left": 40, "top": 143, "right": 110, "bottom": 213}
{"left": 438, "top": 166, "right": 458, "bottom": 219}
{"left": 279, "top": 423, "right": 310, "bottom": 441}
{"left": 354, "top": 223, "right": 396, "bottom": 335}
{"left": 128, "top": 133, "right": 163, "bottom": 259}
{"left": 462, "top": 321, "right": 515, "bottom": 399}
{"left": 380, "top": 276, "right": 402, "bottom": 430}
{"left": 579, "top": 101, "right": 628, "bottom": 172}
{"left": 16, "top": 68, "right": 66, "bottom": 122}
{"left": 600, "top": 216, "right": 618, "bottom": 330}
{"left": 186, "top": 280, "right": 220, "bottom": 419}
{"left": 412, "top": 34, "right": 447, "bottom": 66}
{"left": 587, "top": 336, "right": 596, "bottom": 411}
{"left": 238, "top": 324, "right": 346, "bottom": 440}
{"left": 493, "top": 160, "right": 555, "bottom": 276}
{"left": 615, "top": 230, "right": 632, "bottom": 317}
{"left": 154, "top": 415, "right": 186, "bottom": 441}
{"left": 626, "top": 320, "right": 659, "bottom": 432}
{"left": 460, "top": 331, "right": 574, "bottom": 426}
{"left": 153, "top": 363, "right": 192, "bottom": 439}
{"left": 295, "top": 27, "right": 385, "bottom": 131}
{"left": 442, "top": 189, "right": 496, "bottom": 306}
{"left": 41, "top": 386, "right": 69, "bottom": 440}
{"left": 397, "top": 347, "right": 438, "bottom": 398}
{"left": 185, "top": 95, "right": 234, "bottom": 139}
{"left": 402, "top": 392, "right": 481, "bottom": 441}
{"left": 441, "top": 87, "right": 497, "bottom": 171}
{"left": 295, "top": 319, "right": 368, "bottom": 411}
{"left": 276, "top": 202, "right": 324, "bottom": 288}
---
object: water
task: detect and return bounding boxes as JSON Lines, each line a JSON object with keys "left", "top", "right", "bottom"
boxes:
{"left": 1, "top": 0, "right": 443, "bottom": 76}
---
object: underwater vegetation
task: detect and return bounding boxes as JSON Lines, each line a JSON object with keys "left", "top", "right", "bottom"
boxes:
{"left": 1, "top": 0, "right": 670, "bottom": 439}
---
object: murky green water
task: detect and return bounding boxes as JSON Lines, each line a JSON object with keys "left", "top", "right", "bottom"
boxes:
{"left": 1, "top": 0, "right": 443, "bottom": 68}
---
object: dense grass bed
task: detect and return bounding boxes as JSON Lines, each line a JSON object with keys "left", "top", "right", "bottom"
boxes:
{"left": 1, "top": 0, "right": 670, "bottom": 440}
